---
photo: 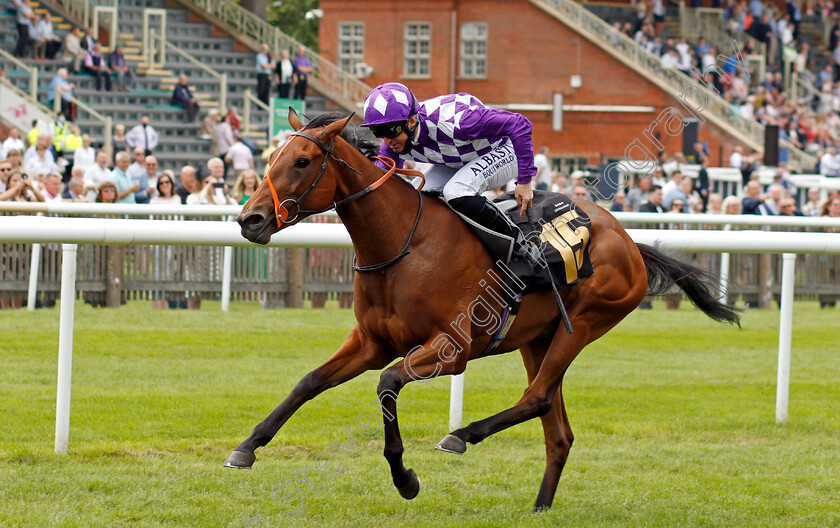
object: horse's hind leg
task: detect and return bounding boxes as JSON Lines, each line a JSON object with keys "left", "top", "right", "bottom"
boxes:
{"left": 440, "top": 325, "right": 588, "bottom": 455}
{"left": 533, "top": 384, "right": 573, "bottom": 511}
{"left": 520, "top": 340, "right": 575, "bottom": 512}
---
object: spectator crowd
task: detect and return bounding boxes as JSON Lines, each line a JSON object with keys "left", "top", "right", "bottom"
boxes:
{"left": 0, "top": 116, "right": 261, "bottom": 207}
{"left": 526, "top": 146, "right": 840, "bottom": 219}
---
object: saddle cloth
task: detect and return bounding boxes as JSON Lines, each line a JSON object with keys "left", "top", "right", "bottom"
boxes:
{"left": 450, "top": 191, "right": 594, "bottom": 295}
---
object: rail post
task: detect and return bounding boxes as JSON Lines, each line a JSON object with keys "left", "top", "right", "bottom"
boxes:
{"left": 288, "top": 248, "right": 304, "bottom": 308}
{"left": 775, "top": 253, "right": 796, "bottom": 424}
{"left": 27, "top": 243, "right": 42, "bottom": 311}
{"left": 55, "top": 243, "right": 78, "bottom": 454}
{"left": 243, "top": 89, "right": 252, "bottom": 134}
{"left": 449, "top": 374, "right": 465, "bottom": 431}
{"left": 221, "top": 246, "right": 233, "bottom": 312}
{"left": 30, "top": 68, "right": 38, "bottom": 101}
{"left": 220, "top": 73, "right": 228, "bottom": 114}
{"left": 103, "top": 116, "right": 113, "bottom": 157}
{"left": 719, "top": 224, "right": 732, "bottom": 301}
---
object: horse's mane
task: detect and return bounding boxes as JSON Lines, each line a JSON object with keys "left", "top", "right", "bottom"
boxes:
{"left": 303, "top": 112, "right": 380, "bottom": 159}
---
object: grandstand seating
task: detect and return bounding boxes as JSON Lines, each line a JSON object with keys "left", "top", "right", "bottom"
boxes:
{"left": 1, "top": 0, "right": 328, "bottom": 173}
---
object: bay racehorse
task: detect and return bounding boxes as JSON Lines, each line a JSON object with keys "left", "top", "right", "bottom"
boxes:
{"left": 227, "top": 110, "right": 740, "bottom": 511}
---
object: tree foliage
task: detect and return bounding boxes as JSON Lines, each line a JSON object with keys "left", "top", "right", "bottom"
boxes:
{"left": 267, "top": 0, "right": 320, "bottom": 51}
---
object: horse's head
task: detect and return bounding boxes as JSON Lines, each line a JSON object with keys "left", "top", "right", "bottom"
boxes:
{"left": 238, "top": 109, "right": 354, "bottom": 244}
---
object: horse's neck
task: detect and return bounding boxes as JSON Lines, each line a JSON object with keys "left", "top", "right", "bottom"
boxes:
{"left": 333, "top": 147, "right": 423, "bottom": 268}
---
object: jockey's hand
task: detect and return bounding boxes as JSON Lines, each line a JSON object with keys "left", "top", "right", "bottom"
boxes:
{"left": 515, "top": 182, "right": 534, "bottom": 218}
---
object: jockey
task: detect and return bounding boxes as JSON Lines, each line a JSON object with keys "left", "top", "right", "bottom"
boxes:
{"left": 361, "top": 82, "right": 541, "bottom": 266}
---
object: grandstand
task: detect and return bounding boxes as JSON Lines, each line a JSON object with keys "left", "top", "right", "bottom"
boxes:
{"left": 0, "top": 0, "right": 340, "bottom": 173}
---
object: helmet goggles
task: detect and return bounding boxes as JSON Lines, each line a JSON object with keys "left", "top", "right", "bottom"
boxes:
{"left": 369, "top": 121, "right": 408, "bottom": 139}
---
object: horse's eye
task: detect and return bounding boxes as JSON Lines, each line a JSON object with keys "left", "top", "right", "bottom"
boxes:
{"left": 295, "top": 157, "right": 310, "bottom": 168}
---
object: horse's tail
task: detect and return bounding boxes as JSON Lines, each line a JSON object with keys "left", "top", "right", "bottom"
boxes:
{"left": 636, "top": 243, "right": 741, "bottom": 327}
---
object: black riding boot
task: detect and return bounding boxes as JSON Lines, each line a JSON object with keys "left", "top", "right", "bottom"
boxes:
{"left": 449, "top": 195, "right": 542, "bottom": 268}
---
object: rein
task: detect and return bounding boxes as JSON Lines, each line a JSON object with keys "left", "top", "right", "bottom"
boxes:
{"left": 262, "top": 130, "right": 427, "bottom": 273}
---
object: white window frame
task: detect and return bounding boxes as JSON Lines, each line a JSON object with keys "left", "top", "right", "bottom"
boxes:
{"left": 459, "top": 22, "right": 487, "bottom": 79}
{"left": 403, "top": 21, "right": 431, "bottom": 79}
{"left": 337, "top": 21, "right": 365, "bottom": 75}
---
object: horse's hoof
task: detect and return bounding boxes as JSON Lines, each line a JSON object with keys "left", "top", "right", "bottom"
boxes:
{"left": 396, "top": 469, "right": 421, "bottom": 500}
{"left": 223, "top": 450, "right": 256, "bottom": 469}
{"left": 435, "top": 433, "right": 466, "bottom": 454}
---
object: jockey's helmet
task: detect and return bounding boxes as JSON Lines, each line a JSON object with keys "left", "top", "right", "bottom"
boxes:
{"left": 361, "top": 82, "right": 417, "bottom": 129}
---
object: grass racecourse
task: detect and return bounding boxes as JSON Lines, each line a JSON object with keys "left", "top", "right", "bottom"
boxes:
{"left": 1, "top": 299, "right": 838, "bottom": 528}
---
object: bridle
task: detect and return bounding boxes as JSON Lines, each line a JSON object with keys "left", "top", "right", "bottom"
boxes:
{"left": 262, "top": 129, "right": 426, "bottom": 272}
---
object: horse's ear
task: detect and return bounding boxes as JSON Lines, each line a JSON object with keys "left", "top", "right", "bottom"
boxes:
{"left": 321, "top": 113, "right": 355, "bottom": 140}
{"left": 288, "top": 107, "right": 304, "bottom": 131}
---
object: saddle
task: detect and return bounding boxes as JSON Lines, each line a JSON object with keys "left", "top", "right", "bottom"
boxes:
{"left": 449, "top": 191, "right": 594, "bottom": 295}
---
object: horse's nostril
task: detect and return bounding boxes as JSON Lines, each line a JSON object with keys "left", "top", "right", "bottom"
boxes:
{"left": 240, "top": 212, "right": 266, "bottom": 230}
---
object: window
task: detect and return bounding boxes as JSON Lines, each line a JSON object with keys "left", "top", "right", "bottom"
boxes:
{"left": 460, "top": 22, "right": 487, "bottom": 78}
{"left": 338, "top": 22, "right": 365, "bottom": 74}
{"left": 403, "top": 22, "right": 431, "bottom": 78}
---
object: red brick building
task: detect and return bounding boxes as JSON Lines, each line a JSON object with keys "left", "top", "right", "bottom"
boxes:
{"left": 319, "top": 0, "right": 746, "bottom": 168}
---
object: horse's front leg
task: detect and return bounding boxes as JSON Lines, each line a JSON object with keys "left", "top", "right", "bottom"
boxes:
{"left": 376, "top": 333, "right": 470, "bottom": 499}
{"left": 224, "top": 325, "right": 390, "bottom": 468}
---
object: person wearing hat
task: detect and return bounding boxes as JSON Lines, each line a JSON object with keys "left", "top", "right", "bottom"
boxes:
{"left": 360, "top": 82, "right": 541, "bottom": 266}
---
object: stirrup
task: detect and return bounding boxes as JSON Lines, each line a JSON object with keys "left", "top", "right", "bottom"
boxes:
{"left": 514, "top": 233, "right": 544, "bottom": 269}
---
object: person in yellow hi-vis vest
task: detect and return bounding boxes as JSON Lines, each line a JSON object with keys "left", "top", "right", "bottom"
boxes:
{"left": 52, "top": 115, "right": 70, "bottom": 155}
{"left": 60, "top": 125, "right": 84, "bottom": 181}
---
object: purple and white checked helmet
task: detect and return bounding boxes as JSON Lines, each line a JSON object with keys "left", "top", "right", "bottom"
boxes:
{"left": 361, "top": 83, "right": 417, "bottom": 127}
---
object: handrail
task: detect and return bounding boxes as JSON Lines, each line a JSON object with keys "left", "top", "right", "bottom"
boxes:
{"left": 45, "top": 0, "right": 118, "bottom": 32}
{"left": 54, "top": 85, "right": 113, "bottom": 153}
{"left": 530, "top": 0, "right": 815, "bottom": 171}
{"left": 0, "top": 47, "right": 38, "bottom": 101}
{"left": 1, "top": 75, "right": 55, "bottom": 118}
{"left": 242, "top": 89, "right": 269, "bottom": 135}
{"left": 161, "top": 36, "right": 228, "bottom": 111}
{"left": 795, "top": 71, "right": 821, "bottom": 102}
{"left": 2, "top": 203, "right": 840, "bottom": 228}
{"left": 179, "top": 0, "right": 372, "bottom": 113}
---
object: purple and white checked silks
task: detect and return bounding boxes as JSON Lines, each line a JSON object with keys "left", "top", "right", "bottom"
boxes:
{"left": 374, "top": 93, "right": 537, "bottom": 185}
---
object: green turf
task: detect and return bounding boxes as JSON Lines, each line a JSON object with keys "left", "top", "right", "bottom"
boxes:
{"left": 1, "top": 301, "right": 838, "bottom": 527}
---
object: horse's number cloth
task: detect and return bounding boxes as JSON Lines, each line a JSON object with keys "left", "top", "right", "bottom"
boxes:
{"left": 498, "top": 191, "right": 594, "bottom": 294}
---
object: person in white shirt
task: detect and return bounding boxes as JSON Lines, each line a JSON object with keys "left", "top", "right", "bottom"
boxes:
{"left": 701, "top": 48, "right": 716, "bottom": 74}
{"left": 125, "top": 116, "right": 159, "bottom": 155}
{"left": 126, "top": 147, "right": 146, "bottom": 181}
{"left": 730, "top": 146, "right": 744, "bottom": 169}
{"left": 820, "top": 147, "right": 839, "bottom": 177}
{"left": 1, "top": 128, "right": 26, "bottom": 159}
{"left": 150, "top": 170, "right": 181, "bottom": 205}
{"left": 40, "top": 172, "right": 64, "bottom": 201}
{"left": 187, "top": 158, "right": 236, "bottom": 205}
{"left": 660, "top": 49, "right": 679, "bottom": 69}
{"left": 224, "top": 135, "right": 254, "bottom": 179}
{"left": 61, "top": 26, "right": 85, "bottom": 72}
{"left": 533, "top": 146, "right": 552, "bottom": 191}
{"left": 73, "top": 134, "right": 96, "bottom": 171}
{"left": 275, "top": 49, "right": 294, "bottom": 98}
{"left": 661, "top": 152, "right": 685, "bottom": 178}
{"left": 23, "top": 136, "right": 58, "bottom": 175}
{"left": 801, "top": 187, "right": 822, "bottom": 217}
{"left": 83, "top": 150, "right": 111, "bottom": 201}
{"left": 661, "top": 170, "right": 683, "bottom": 197}
{"left": 34, "top": 12, "right": 60, "bottom": 59}
{"left": 216, "top": 116, "right": 235, "bottom": 171}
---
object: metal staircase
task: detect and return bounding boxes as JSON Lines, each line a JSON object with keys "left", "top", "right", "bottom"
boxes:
{"left": 178, "top": 0, "right": 374, "bottom": 114}
{"left": 530, "top": 0, "right": 816, "bottom": 171}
